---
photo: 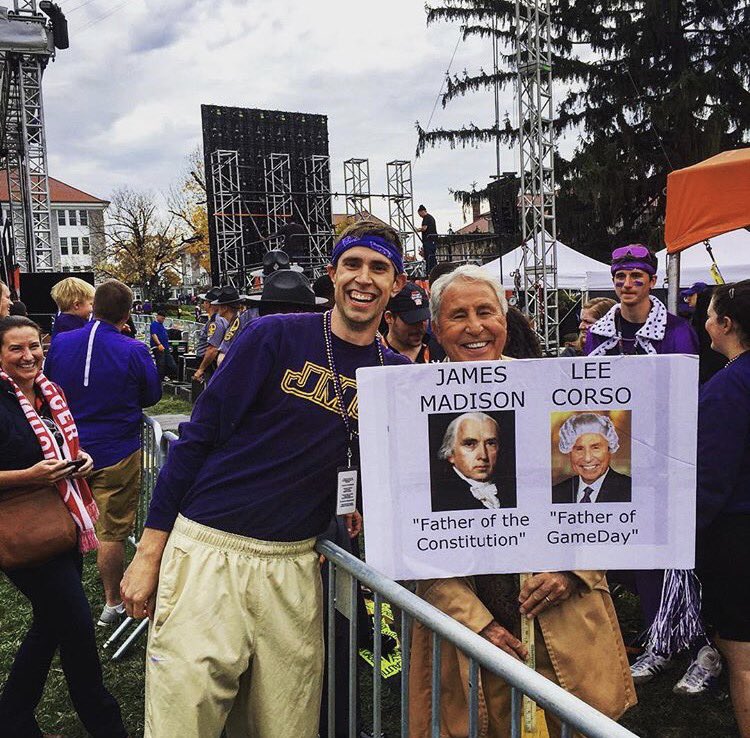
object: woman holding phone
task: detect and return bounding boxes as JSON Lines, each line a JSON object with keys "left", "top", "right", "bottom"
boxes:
{"left": 0, "top": 315, "right": 127, "bottom": 738}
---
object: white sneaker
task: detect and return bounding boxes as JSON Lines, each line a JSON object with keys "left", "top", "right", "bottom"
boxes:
{"left": 97, "top": 602, "right": 126, "bottom": 627}
{"left": 673, "top": 645, "right": 722, "bottom": 696}
{"left": 630, "top": 648, "right": 675, "bottom": 684}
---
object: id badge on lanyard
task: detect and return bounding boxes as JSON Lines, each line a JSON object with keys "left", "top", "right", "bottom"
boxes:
{"left": 336, "top": 445, "right": 358, "bottom": 515}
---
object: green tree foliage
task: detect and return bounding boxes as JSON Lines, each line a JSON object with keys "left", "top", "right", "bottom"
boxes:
{"left": 417, "top": 0, "right": 750, "bottom": 259}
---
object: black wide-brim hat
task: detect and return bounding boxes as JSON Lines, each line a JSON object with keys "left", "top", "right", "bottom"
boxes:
{"left": 249, "top": 249, "right": 304, "bottom": 278}
{"left": 211, "top": 285, "right": 250, "bottom": 305}
{"left": 198, "top": 286, "right": 221, "bottom": 302}
{"left": 247, "top": 269, "right": 327, "bottom": 306}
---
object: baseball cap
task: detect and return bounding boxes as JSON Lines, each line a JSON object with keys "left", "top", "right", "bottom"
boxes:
{"left": 387, "top": 283, "right": 430, "bottom": 324}
{"left": 680, "top": 281, "right": 709, "bottom": 298}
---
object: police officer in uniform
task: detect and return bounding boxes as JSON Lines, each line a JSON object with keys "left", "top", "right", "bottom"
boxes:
{"left": 193, "top": 286, "right": 227, "bottom": 383}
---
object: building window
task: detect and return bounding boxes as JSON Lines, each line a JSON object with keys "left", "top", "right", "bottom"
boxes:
{"left": 79, "top": 210, "right": 88, "bottom": 226}
{"left": 70, "top": 236, "right": 79, "bottom": 255}
{"left": 57, "top": 210, "right": 66, "bottom": 226}
{"left": 62, "top": 266, "right": 71, "bottom": 273}
{"left": 82, "top": 237, "right": 90, "bottom": 255}
{"left": 68, "top": 209, "right": 78, "bottom": 226}
{"left": 60, "top": 237, "right": 68, "bottom": 256}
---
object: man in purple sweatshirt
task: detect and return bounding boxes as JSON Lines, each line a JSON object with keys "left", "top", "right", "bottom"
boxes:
{"left": 585, "top": 244, "right": 702, "bottom": 688}
{"left": 45, "top": 279, "right": 161, "bottom": 626}
{"left": 121, "top": 221, "right": 409, "bottom": 738}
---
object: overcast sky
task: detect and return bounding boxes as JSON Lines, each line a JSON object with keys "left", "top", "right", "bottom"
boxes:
{"left": 44, "top": 0, "right": 532, "bottom": 232}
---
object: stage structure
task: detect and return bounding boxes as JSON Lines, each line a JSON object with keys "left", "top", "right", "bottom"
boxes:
{"left": 515, "top": 0, "right": 559, "bottom": 351}
{"left": 0, "top": 1, "right": 68, "bottom": 280}
{"left": 202, "top": 106, "right": 421, "bottom": 285}
{"left": 202, "top": 105, "right": 332, "bottom": 286}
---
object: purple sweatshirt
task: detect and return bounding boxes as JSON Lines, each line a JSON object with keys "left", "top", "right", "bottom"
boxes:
{"left": 697, "top": 351, "right": 750, "bottom": 529}
{"left": 145, "top": 312, "right": 409, "bottom": 541}
{"left": 51, "top": 312, "right": 88, "bottom": 338}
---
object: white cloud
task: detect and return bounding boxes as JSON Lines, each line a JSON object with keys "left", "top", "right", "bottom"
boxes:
{"left": 45, "top": 0, "right": 540, "bottom": 232}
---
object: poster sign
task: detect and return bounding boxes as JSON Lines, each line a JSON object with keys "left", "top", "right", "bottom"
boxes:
{"left": 357, "top": 355, "right": 697, "bottom": 580}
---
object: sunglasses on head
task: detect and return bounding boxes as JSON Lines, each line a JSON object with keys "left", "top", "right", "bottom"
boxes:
{"left": 611, "top": 244, "right": 651, "bottom": 261}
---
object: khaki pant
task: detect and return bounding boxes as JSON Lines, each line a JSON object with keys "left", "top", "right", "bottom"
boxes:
{"left": 144, "top": 515, "right": 323, "bottom": 738}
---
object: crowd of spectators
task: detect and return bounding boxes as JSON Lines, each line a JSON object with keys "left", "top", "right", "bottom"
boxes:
{"left": 0, "top": 226, "right": 748, "bottom": 738}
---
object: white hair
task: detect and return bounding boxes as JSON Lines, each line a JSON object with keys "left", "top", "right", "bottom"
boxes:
{"left": 558, "top": 413, "right": 620, "bottom": 454}
{"left": 438, "top": 412, "right": 499, "bottom": 461}
{"left": 429, "top": 265, "right": 508, "bottom": 326}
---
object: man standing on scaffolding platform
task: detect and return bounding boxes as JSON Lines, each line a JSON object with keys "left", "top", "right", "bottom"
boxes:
{"left": 121, "top": 220, "right": 408, "bottom": 738}
{"left": 418, "top": 204, "right": 438, "bottom": 275}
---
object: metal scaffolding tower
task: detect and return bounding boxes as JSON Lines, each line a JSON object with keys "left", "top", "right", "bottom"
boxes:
{"left": 343, "top": 158, "right": 371, "bottom": 218}
{"left": 386, "top": 160, "right": 417, "bottom": 260}
{"left": 0, "top": 0, "right": 61, "bottom": 276}
{"left": 263, "top": 153, "right": 292, "bottom": 249}
{"left": 515, "top": 0, "right": 559, "bottom": 352}
{"left": 210, "top": 150, "right": 245, "bottom": 285}
{"left": 304, "top": 154, "right": 333, "bottom": 264}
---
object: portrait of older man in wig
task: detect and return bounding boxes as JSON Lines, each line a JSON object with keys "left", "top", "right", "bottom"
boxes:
{"left": 552, "top": 412, "right": 632, "bottom": 504}
{"left": 431, "top": 411, "right": 517, "bottom": 511}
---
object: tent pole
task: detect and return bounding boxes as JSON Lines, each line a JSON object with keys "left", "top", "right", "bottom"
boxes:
{"left": 667, "top": 252, "right": 681, "bottom": 313}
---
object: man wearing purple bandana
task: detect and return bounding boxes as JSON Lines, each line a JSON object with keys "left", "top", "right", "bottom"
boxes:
{"left": 585, "top": 244, "right": 702, "bottom": 688}
{"left": 122, "top": 221, "right": 407, "bottom": 738}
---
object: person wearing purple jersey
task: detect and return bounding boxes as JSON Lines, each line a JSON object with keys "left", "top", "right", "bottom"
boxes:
{"left": 585, "top": 244, "right": 702, "bottom": 689}
{"left": 121, "top": 221, "right": 408, "bottom": 738}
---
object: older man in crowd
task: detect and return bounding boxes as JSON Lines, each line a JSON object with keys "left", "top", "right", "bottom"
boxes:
{"left": 409, "top": 264, "right": 635, "bottom": 738}
{"left": 552, "top": 413, "right": 632, "bottom": 504}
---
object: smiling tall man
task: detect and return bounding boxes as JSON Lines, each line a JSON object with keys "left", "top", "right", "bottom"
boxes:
{"left": 585, "top": 244, "right": 700, "bottom": 688}
{"left": 121, "top": 221, "right": 408, "bottom": 738}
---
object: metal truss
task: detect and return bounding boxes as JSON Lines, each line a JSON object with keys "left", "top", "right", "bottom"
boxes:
{"left": 210, "top": 149, "right": 245, "bottom": 285}
{"left": 516, "top": 0, "right": 559, "bottom": 352}
{"left": 343, "top": 158, "right": 371, "bottom": 218}
{"left": 386, "top": 160, "right": 417, "bottom": 260}
{"left": 17, "top": 56, "right": 53, "bottom": 271}
{"left": 13, "top": 0, "right": 39, "bottom": 15}
{"left": 263, "top": 153, "right": 292, "bottom": 250}
{"left": 3, "top": 60, "right": 29, "bottom": 271}
{"left": 303, "top": 154, "right": 333, "bottom": 264}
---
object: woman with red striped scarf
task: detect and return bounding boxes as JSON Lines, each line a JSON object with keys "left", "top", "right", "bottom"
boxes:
{"left": 0, "top": 315, "right": 128, "bottom": 738}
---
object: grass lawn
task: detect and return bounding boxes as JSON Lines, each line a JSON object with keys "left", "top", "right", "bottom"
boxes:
{"left": 0, "top": 559, "right": 740, "bottom": 738}
{"left": 146, "top": 395, "right": 193, "bottom": 417}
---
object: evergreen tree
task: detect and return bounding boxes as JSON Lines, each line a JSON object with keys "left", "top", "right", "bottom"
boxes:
{"left": 417, "top": 0, "right": 750, "bottom": 259}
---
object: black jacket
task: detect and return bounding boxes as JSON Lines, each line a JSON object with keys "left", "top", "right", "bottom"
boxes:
{"left": 432, "top": 471, "right": 517, "bottom": 512}
{"left": 0, "top": 379, "right": 45, "bottom": 473}
{"left": 551, "top": 467, "right": 632, "bottom": 504}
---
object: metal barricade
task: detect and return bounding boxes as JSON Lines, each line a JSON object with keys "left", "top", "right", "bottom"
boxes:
{"left": 105, "top": 419, "right": 175, "bottom": 661}
{"left": 317, "top": 540, "right": 637, "bottom": 738}
{"left": 107, "top": 418, "right": 637, "bottom": 738}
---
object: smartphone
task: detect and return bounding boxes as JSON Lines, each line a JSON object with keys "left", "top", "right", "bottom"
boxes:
{"left": 65, "top": 458, "right": 86, "bottom": 471}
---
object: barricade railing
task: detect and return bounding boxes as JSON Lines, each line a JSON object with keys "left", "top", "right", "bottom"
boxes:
{"left": 108, "top": 418, "right": 637, "bottom": 738}
{"left": 105, "top": 419, "right": 174, "bottom": 661}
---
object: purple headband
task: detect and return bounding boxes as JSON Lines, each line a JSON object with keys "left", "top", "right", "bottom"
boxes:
{"left": 331, "top": 235, "right": 404, "bottom": 274}
{"left": 611, "top": 260, "right": 656, "bottom": 276}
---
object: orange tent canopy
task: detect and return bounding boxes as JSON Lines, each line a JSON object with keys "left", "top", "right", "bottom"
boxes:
{"left": 665, "top": 148, "right": 750, "bottom": 254}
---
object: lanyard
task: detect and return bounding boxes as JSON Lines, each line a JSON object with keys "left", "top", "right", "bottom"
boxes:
{"left": 322, "top": 309, "right": 384, "bottom": 464}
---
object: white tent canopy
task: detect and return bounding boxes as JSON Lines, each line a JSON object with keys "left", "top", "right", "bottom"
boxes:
{"left": 584, "top": 228, "right": 750, "bottom": 290}
{"left": 481, "top": 236, "right": 610, "bottom": 290}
